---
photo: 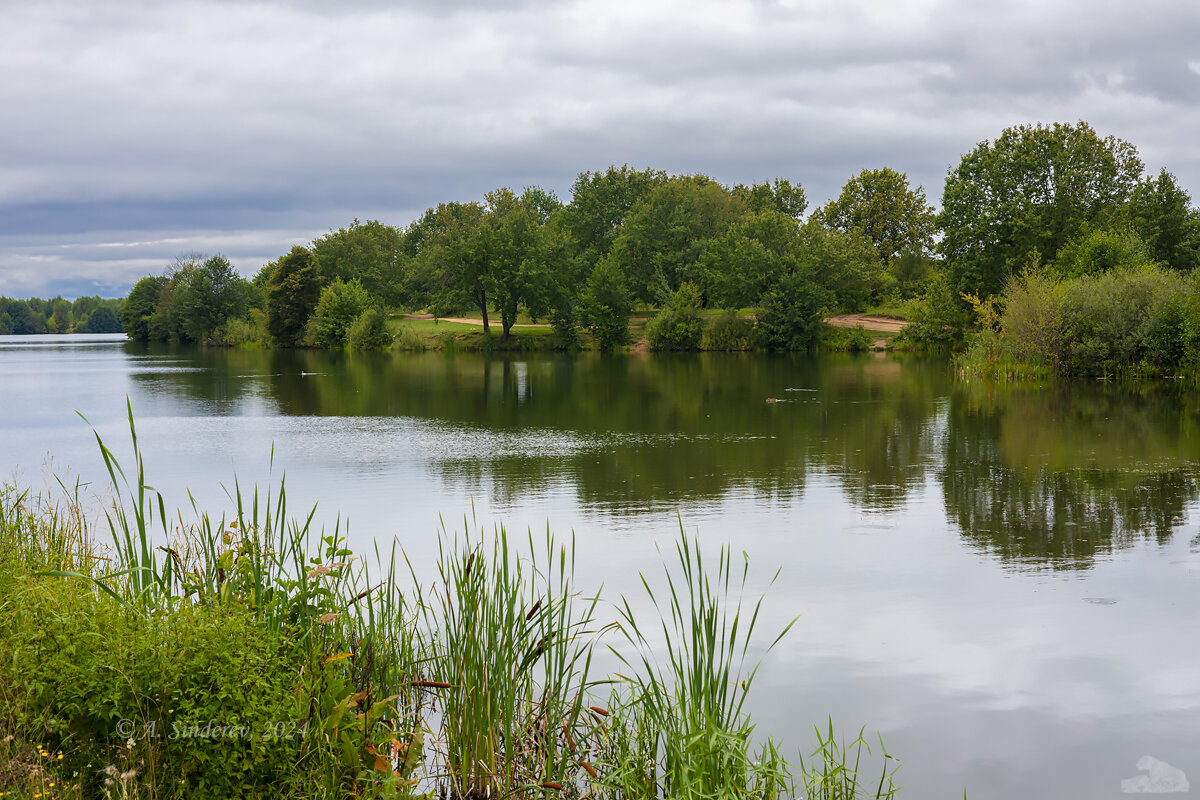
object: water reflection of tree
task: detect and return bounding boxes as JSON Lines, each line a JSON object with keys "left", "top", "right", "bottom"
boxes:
{"left": 127, "top": 348, "right": 952, "bottom": 514}
{"left": 943, "top": 385, "right": 1198, "bottom": 569}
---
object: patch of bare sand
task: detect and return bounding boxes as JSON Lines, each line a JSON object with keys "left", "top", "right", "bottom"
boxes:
{"left": 824, "top": 314, "right": 908, "bottom": 333}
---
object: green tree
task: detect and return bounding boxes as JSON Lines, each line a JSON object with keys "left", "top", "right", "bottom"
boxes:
{"left": 81, "top": 305, "right": 121, "bottom": 333}
{"left": 308, "top": 278, "right": 371, "bottom": 348}
{"left": 483, "top": 187, "right": 542, "bottom": 340}
{"left": 816, "top": 167, "right": 937, "bottom": 268}
{"left": 798, "top": 219, "right": 888, "bottom": 311}
{"left": 311, "top": 219, "right": 407, "bottom": 307}
{"left": 409, "top": 201, "right": 492, "bottom": 325}
{"left": 266, "top": 246, "right": 322, "bottom": 346}
{"left": 535, "top": 217, "right": 586, "bottom": 349}
{"left": 45, "top": 296, "right": 72, "bottom": 333}
{"left": 1124, "top": 169, "right": 1200, "bottom": 272}
{"left": 581, "top": 258, "right": 631, "bottom": 352}
{"left": 182, "top": 255, "right": 250, "bottom": 341}
{"left": 732, "top": 178, "right": 807, "bottom": 219}
{"left": 122, "top": 276, "right": 168, "bottom": 341}
{"left": 607, "top": 175, "right": 743, "bottom": 303}
{"left": 558, "top": 165, "right": 667, "bottom": 273}
{"left": 939, "top": 121, "right": 1143, "bottom": 298}
{"left": 699, "top": 209, "right": 803, "bottom": 309}
{"left": 645, "top": 282, "right": 704, "bottom": 351}
{"left": 754, "top": 271, "right": 830, "bottom": 351}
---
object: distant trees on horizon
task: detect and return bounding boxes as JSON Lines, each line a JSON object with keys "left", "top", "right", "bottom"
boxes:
{"left": 103, "top": 120, "right": 1199, "bottom": 353}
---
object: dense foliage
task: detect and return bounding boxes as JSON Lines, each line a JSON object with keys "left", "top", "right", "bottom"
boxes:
{"left": 0, "top": 295, "right": 123, "bottom": 335}
{"left": 93, "top": 119, "right": 1200, "bottom": 369}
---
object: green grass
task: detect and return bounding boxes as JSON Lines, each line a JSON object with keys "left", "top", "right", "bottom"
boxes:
{"left": 860, "top": 299, "right": 921, "bottom": 321}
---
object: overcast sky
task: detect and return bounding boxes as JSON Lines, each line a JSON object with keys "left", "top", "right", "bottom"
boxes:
{"left": 3, "top": 0, "right": 1199, "bottom": 298}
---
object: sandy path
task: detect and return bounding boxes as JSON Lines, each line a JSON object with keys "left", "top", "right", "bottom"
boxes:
{"left": 400, "top": 314, "right": 549, "bottom": 329}
{"left": 824, "top": 314, "right": 908, "bottom": 333}
{"left": 402, "top": 313, "right": 908, "bottom": 333}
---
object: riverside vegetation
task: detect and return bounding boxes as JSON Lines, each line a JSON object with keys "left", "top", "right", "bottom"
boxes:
{"left": 8, "top": 121, "right": 1200, "bottom": 375}
{"left": 0, "top": 408, "right": 903, "bottom": 800}
{"left": 101, "top": 121, "right": 1200, "bottom": 372}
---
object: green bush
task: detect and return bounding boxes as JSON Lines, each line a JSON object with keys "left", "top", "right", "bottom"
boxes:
{"left": 3, "top": 582, "right": 308, "bottom": 799}
{"left": 965, "top": 264, "right": 1197, "bottom": 381}
{"left": 823, "top": 324, "right": 874, "bottom": 353}
{"left": 701, "top": 311, "right": 755, "bottom": 351}
{"left": 213, "top": 309, "right": 268, "bottom": 347}
{"left": 347, "top": 307, "right": 392, "bottom": 351}
{"left": 645, "top": 283, "right": 704, "bottom": 351}
{"left": 999, "top": 268, "right": 1068, "bottom": 369}
{"left": 582, "top": 259, "right": 631, "bottom": 353}
{"left": 893, "top": 273, "right": 972, "bottom": 351}
{"left": 1060, "top": 265, "right": 1189, "bottom": 377}
{"left": 309, "top": 278, "right": 371, "bottom": 349}
{"left": 549, "top": 306, "right": 582, "bottom": 351}
{"left": 755, "top": 272, "right": 830, "bottom": 351}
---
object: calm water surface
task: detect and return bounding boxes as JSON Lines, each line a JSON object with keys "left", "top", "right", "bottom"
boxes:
{"left": 4, "top": 334, "right": 1199, "bottom": 799}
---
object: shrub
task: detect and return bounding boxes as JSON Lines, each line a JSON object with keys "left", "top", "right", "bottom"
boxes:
{"left": 4, "top": 582, "right": 307, "bottom": 799}
{"left": 820, "top": 324, "right": 875, "bottom": 353}
{"left": 347, "top": 307, "right": 392, "bottom": 351}
{"left": 701, "top": 310, "right": 755, "bottom": 351}
{"left": 1000, "top": 268, "right": 1068, "bottom": 369}
{"left": 645, "top": 282, "right": 704, "bottom": 351}
{"left": 582, "top": 259, "right": 631, "bottom": 352}
{"left": 755, "top": 271, "right": 830, "bottom": 351}
{"left": 549, "top": 306, "right": 582, "bottom": 351}
{"left": 894, "top": 272, "right": 972, "bottom": 351}
{"left": 213, "top": 309, "right": 268, "bottom": 347}
{"left": 309, "top": 278, "right": 371, "bottom": 348}
{"left": 1059, "top": 265, "right": 1189, "bottom": 377}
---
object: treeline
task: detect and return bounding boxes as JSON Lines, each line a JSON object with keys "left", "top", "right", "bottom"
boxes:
{"left": 122, "top": 172, "right": 919, "bottom": 351}
{"left": 119, "top": 120, "right": 1200, "bottom": 357}
{"left": 909, "top": 122, "right": 1200, "bottom": 377}
{"left": 0, "top": 295, "right": 124, "bottom": 335}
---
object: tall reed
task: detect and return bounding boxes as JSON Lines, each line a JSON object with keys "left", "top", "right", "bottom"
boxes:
{"left": 603, "top": 533, "right": 796, "bottom": 799}
{"left": 413, "top": 522, "right": 601, "bottom": 798}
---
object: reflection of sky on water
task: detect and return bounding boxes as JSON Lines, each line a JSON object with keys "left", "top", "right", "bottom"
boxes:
{"left": 3, "top": 338, "right": 1200, "bottom": 800}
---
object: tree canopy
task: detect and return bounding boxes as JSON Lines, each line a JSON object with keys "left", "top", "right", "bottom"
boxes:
{"left": 939, "top": 121, "right": 1143, "bottom": 297}
{"left": 816, "top": 167, "right": 936, "bottom": 265}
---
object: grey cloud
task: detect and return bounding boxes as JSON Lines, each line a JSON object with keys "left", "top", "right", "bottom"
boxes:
{"left": 4, "top": 0, "right": 1200, "bottom": 297}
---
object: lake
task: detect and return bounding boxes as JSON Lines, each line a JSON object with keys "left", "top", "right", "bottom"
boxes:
{"left": 3, "top": 333, "right": 1198, "bottom": 799}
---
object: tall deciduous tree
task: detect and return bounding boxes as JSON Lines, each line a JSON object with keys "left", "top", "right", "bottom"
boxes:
{"left": 311, "top": 219, "right": 407, "bottom": 307}
{"left": 816, "top": 167, "right": 936, "bottom": 266}
{"left": 122, "top": 276, "right": 168, "bottom": 341}
{"left": 558, "top": 165, "right": 667, "bottom": 272}
{"left": 1124, "top": 168, "right": 1200, "bottom": 272}
{"left": 606, "top": 175, "right": 742, "bottom": 303}
{"left": 732, "top": 178, "right": 807, "bottom": 219}
{"left": 699, "top": 209, "right": 803, "bottom": 309}
{"left": 939, "top": 121, "right": 1143, "bottom": 298}
{"left": 266, "top": 246, "right": 322, "bottom": 346}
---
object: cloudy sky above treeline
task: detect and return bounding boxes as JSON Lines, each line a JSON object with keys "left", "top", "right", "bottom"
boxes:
{"left": 3, "top": 0, "right": 1199, "bottom": 298}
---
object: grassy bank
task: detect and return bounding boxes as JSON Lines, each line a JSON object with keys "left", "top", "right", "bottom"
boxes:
{"left": 0, "top": 414, "right": 904, "bottom": 799}
{"left": 386, "top": 313, "right": 901, "bottom": 355}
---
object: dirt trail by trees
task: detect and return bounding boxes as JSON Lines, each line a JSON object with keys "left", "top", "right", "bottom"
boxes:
{"left": 824, "top": 314, "right": 908, "bottom": 333}
{"left": 404, "top": 312, "right": 908, "bottom": 333}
